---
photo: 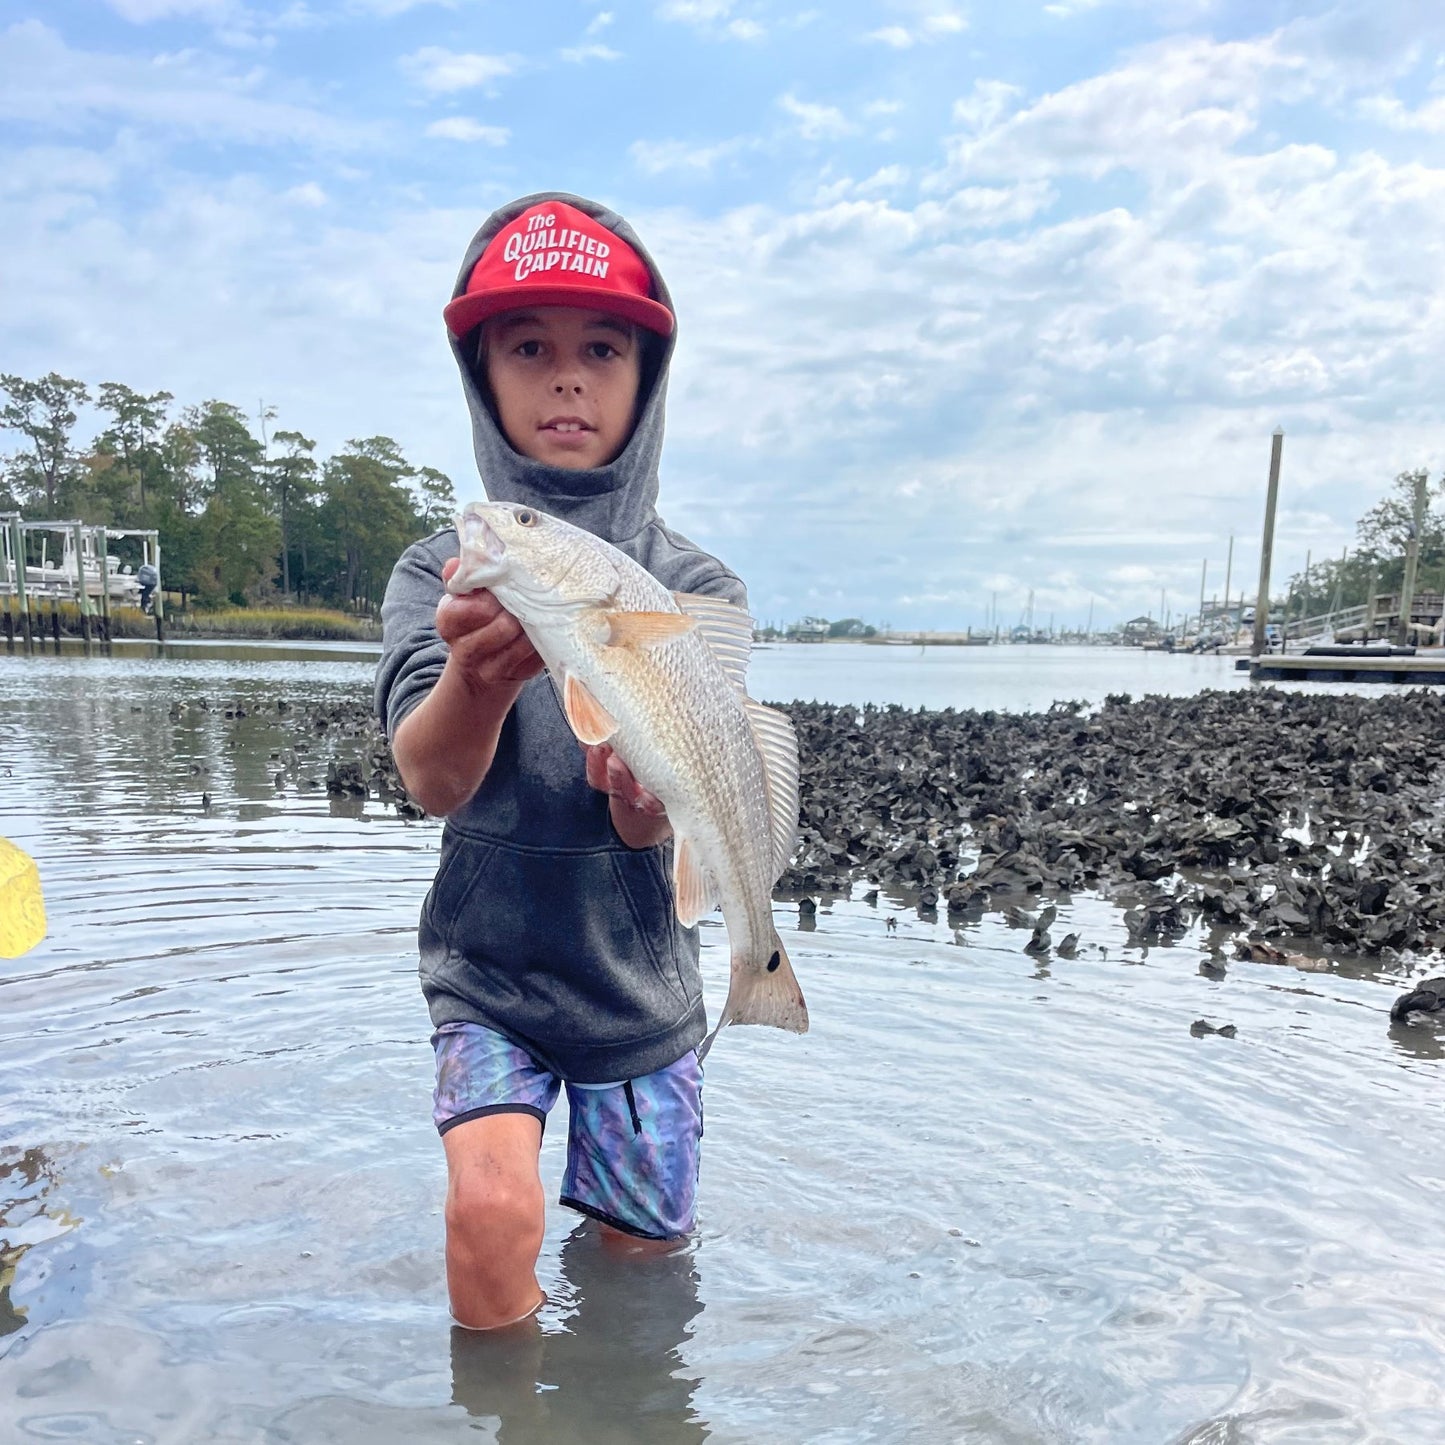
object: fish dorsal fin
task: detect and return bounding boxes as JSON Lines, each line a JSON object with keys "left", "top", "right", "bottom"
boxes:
{"left": 562, "top": 672, "right": 618, "bottom": 745}
{"left": 601, "top": 610, "right": 696, "bottom": 650}
{"left": 743, "top": 698, "right": 800, "bottom": 883}
{"left": 673, "top": 592, "right": 753, "bottom": 693}
{"left": 672, "top": 835, "right": 716, "bottom": 928}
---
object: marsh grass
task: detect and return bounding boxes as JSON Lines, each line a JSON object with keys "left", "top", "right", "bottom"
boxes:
{"left": 7, "top": 600, "right": 381, "bottom": 642}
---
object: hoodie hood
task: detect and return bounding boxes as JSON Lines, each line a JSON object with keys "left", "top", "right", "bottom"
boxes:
{"left": 448, "top": 191, "right": 675, "bottom": 547}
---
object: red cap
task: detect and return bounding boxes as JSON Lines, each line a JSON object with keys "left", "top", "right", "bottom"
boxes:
{"left": 444, "top": 201, "right": 674, "bottom": 340}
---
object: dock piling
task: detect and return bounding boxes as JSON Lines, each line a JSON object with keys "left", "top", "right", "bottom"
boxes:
{"left": 1397, "top": 471, "right": 1427, "bottom": 646}
{"left": 12, "top": 515, "right": 33, "bottom": 652}
{"left": 70, "top": 521, "right": 92, "bottom": 647}
{"left": 1252, "top": 429, "right": 1285, "bottom": 658}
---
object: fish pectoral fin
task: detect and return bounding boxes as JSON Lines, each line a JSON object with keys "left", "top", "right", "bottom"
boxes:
{"left": 562, "top": 672, "right": 618, "bottom": 745}
{"left": 601, "top": 610, "right": 697, "bottom": 650}
{"left": 672, "top": 835, "right": 715, "bottom": 928}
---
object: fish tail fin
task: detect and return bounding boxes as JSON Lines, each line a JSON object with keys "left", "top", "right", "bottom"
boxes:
{"left": 698, "top": 931, "right": 808, "bottom": 1062}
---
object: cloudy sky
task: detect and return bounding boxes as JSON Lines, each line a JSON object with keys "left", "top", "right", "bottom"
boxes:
{"left": 3, "top": 0, "right": 1444, "bottom": 631}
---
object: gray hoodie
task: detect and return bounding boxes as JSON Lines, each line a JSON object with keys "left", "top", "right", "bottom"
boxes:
{"left": 375, "top": 192, "right": 745, "bottom": 1083}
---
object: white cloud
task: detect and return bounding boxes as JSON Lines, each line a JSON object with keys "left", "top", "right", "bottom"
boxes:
{"left": 655, "top": 0, "right": 763, "bottom": 39}
{"left": 102, "top": 0, "right": 232, "bottom": 19}
{"left": 424, "top": 117, "right": 509, "bottom": 144}
{"left": 284, "top": 180, "right": 328, "bottom": 205}
{"left": 950, "top": 78, "right": 1023, "bottom": 131}
{"left": 586, "top": 10, "right": 615, "bottom": 32}
{"left": 657, "top": 0, "right": 733, "bottom": 21}
{"left": 1359, "top": 93, "right": 1445, "bottom": 133}
{"left": 400, "top": 46, "right": 515, "bottom": 94}
{"left": 0, "top": 20, "right": 369, "bottom": 148}
{"left": 936, "top": 37, "right": 1292, "bottom": 185}
{"left": 630, "top": 135, "right": 750, "bottom": 174}
{"left": 923, "top": 10, "right": 966, "bottom": 34}
{"left": 865, "top": 4, "right": 966, "bottom": 46}
{"left": 347, "top": 0, "right": 464, "bottom": 13}
{"left": 560, "top": 42, "right": 622, "bottom": 63}
{"left": 778, "top": 92, "right": 856, "bottom": 140}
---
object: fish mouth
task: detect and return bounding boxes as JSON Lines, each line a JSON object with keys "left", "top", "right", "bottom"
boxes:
{"left": 448, "top": 507, "right": 508, "bottom": 594}
{"left": 464, "top": 514, "right": 506, "bottom": 565}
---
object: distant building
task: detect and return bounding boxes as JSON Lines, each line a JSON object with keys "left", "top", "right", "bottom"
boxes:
{"left": 1122, "top": 615, "right": 1160, "bottom": 644}
{"left": 786, "top": 616, "right": 830, "bottom": 643}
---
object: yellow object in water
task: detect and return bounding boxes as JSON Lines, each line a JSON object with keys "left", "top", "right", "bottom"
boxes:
{"left": 0, "top": 837, "right": 46, "bottom": 958}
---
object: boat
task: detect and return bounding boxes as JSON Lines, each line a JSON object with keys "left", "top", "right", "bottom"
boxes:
{"left": 2, "top": 525, "right": 143, "bottom": 606}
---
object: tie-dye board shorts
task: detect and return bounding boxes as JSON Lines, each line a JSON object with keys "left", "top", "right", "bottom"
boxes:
{"left": 431, "top": 1021, "right": 703, "bottom": 1240}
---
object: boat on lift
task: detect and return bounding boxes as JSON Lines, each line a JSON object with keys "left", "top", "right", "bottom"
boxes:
{"left": 1, "top": 520, "right": 144, "bottom": 606}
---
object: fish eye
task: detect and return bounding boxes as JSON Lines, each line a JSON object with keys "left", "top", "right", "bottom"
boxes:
{"left": 516, "top": 508, "right": 536, "bottom": 527}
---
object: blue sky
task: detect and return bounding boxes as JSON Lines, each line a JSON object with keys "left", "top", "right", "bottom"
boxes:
{"left": 3, "top": 0, "right": 1445, "bottom": 630}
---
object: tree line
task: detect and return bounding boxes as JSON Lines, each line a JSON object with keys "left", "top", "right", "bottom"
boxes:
{"left": 1278, "top": 470, "right": 1445, "bottom": 618}
{"left": 0, "top": 372, "right": 457, "bottom": 612}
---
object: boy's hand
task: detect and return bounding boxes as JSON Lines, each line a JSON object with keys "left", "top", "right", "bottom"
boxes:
{"left": 438, "top": 557, "right": 545, "bottom": 690}
{"left": 584, "top": 744, "right": 667, "bottom": 817}
{"left": 586, "top": 743, "right": 671, "bottom": 849}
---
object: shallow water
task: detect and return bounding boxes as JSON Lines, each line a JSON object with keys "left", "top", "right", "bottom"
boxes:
{"left": 3, "top": 642, "right": 1444, "bottom": 1444}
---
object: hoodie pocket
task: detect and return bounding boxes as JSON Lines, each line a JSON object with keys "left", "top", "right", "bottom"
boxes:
{"left": 422, "top": 834, "right": 499, "bottom": 956}
{"left": 607, "top": 844, "right": 694, "bottom": 1003}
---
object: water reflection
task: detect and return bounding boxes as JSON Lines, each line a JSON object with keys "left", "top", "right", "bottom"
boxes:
{"left": 1387, "top": 1018, "right": 1445, "bottom": 1062}
{"left": 450, "top": 1223, "right": 704, "bottom": 1443}
{"left": 0, "top": 1145, "right": 75, "bottom": 1341}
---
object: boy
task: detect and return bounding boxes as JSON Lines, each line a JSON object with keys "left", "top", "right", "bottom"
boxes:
{"left": 376, "top": 193, "right": 746, "bottom": 1330}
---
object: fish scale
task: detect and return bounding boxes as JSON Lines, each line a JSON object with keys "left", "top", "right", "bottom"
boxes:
{"left": 448, "top": 500, "right": 808, "bottom": 1056}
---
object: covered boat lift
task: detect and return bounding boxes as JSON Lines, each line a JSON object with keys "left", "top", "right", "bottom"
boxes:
{"left": 1, "top": 511, "right": 165, "bottom": 647}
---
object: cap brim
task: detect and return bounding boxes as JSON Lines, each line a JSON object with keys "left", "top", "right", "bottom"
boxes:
{"left": 444, "top": 285, "right": 674, "bottom": 340}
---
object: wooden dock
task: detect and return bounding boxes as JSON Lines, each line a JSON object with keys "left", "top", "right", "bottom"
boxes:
{"left": 1247, "top": 653, "right": 1445, "bottom": 685}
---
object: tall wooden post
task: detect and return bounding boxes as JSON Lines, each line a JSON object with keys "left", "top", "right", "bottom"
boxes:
{"left": 1398, "top": 470, "right": 1427, "bottom": 646}
{"left": 151, "top": 533, "right": 166, "bottom": 642}
{"left": 1222, "top": 535, "right": 1234, "bottom": 633}
{"left": 1252, "top": 429, "right": 1285, "bottom": 657}
{"left": 1198, "top": 559, "right": 1207, "bottom": 636}
{"left": 95, "top": 528, "right": 112, "bottom": 644}
{"left": 71, "top": 521, "right": 92, "bottom": 647}
{"left": 13, "top": 517, "right": 32, "bottom": 652}
{"left": 1299, "top": 548, "right": 1311, "bottom": 642}
{"left": 1330, "top": 546, "right": 1346, "bottom": 620}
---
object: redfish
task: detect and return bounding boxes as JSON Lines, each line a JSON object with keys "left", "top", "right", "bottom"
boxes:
{"left": 448, "top": 500, "right": 807, "bottom": 1057}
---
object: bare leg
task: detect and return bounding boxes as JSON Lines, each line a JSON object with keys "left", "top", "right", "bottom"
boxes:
{"left": 442, "top": 1112, "right": 548, "bottom": 1329}
{"left": 595, "top": 1221, "right": 688, "bottom": 1257}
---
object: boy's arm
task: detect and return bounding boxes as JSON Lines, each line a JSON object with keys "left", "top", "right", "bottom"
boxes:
{"left": 377, "top": 542, "right": 544, "bottom": 817}
{"left": 392, "top": 577, "right": 545, "bottom": 817}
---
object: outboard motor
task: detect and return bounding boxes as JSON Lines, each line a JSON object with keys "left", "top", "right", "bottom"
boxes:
{"left": 137, "top": 562, "right": 159, "bottom": 615}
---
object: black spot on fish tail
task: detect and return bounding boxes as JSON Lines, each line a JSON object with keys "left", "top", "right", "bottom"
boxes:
{"left": 767, "top": 951, "right": 780, "bottom": 972}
